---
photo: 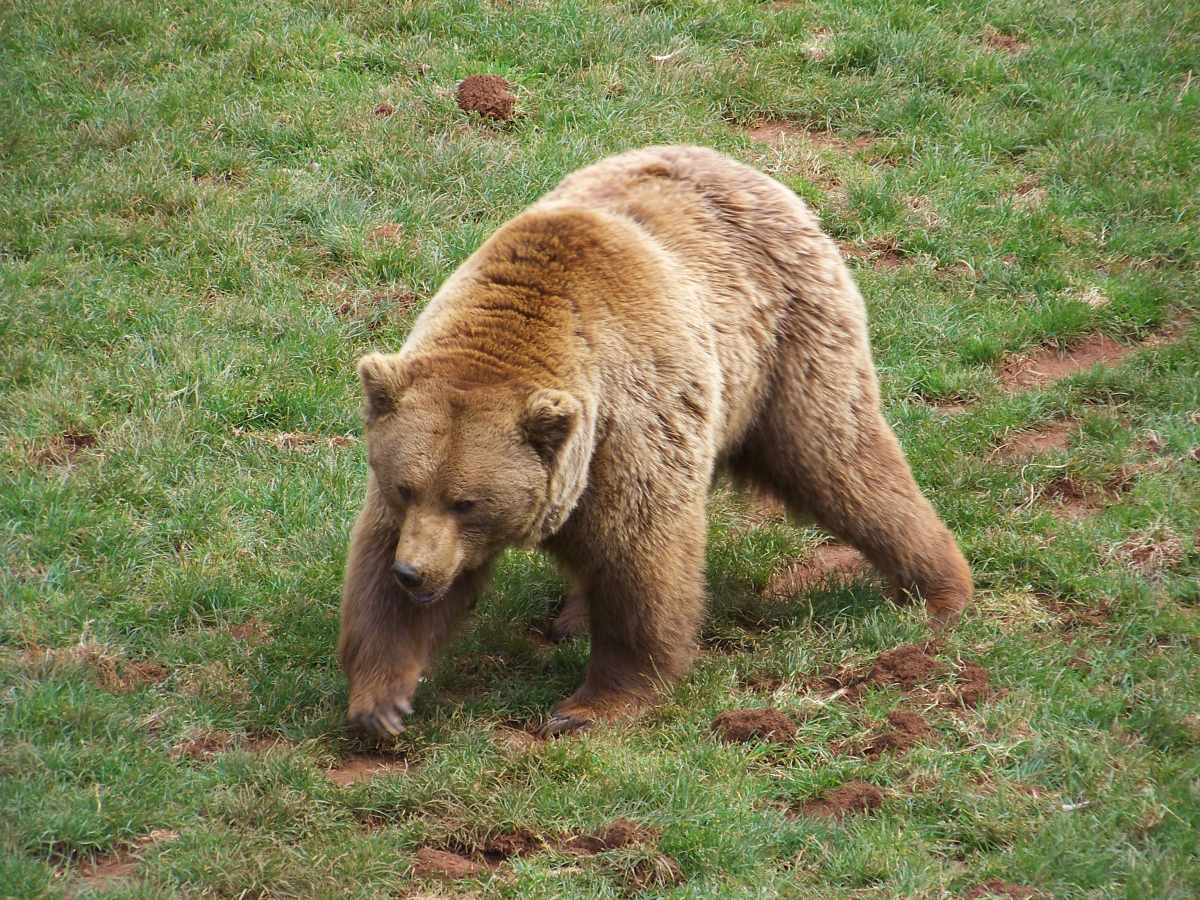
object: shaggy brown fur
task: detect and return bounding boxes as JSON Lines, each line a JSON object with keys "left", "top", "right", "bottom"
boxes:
{"left": 339, "top": 146, "right": 973, "bottom": 736}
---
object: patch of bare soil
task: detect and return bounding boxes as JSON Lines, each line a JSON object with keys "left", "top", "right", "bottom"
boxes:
{"left": 413, "top": 846, "right": 487, "bottom": 879}
{"left": 764, "top": 544, "right": 869, "bottom": 598}
{"left": 995, "top": 420, "right": 1076, "bottom": 459}
{"left": 1000, "top": 333, "right": 1131, "bottom": 390}
{"left": 930, "top": 399, "right": 974, "bottom": 416}
{"left": 746, "top": 121, "right": 873, "bottom": 153}
{"left": 493, "top": 725, "right": 545, "bottom": 751}
{"left": 982, "top": 27, "right": 1029, "bottom": 54}
{"left": 1044, "top": 597, "right": 1113, "bottom": 634}
{"left": 965, "top": 879, "right": 1039, "bottom": 898}
{"left": 948, "top": 661, "right": 993, "bottom": 709}
{"left": 1039, "top": 475, "right": 1109, "bottom": 520}
{"left": 712, "top": 708, "right": 797, "bottom": 744}
{"left": 838, "top": 237, "right": 908, "bottom": 269}
{"left": 564, "top": 818, "right": 657, "bottom": 854}
{"left": 75, "top": 830, "right": 179, "bottom": 893}
{"left": 228, "top": 618, "right": 269, "bottom": 643}
{"left": 368, "top": 222, "right": 404, "bottom": 243}
{"left": 326, "top": 752, "right": 410, "bottom": 786}
{"left": 456, "top": 75, "right": 515, "bottom": 121}
{"left": 334, "top": 288, "right": 420, "bottom": 326}
{"left": 1111, "top": 527, "right": 1185, "bottom": 578}
{"left": 798, "top": 781, "right": 884, "bottom": 820}
{"left": 865, "top": 643, "right": 945, "bottom": 690}
{"left": 857, "top": 709, "right": 933, "bottom": 758}
{"left": 232, "top": 427, "right": 357, "bottom": 451}
{"left": 30, "top": 429, "right": 98, "bottom": 467}
{"left": 25, "top": 644, "right": 166, "bottom": 694}
{"left": 170, "top": 731, "right": 232, "bottom": 760}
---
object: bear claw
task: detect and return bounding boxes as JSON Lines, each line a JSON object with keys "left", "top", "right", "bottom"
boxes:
{"left": 540, "top": 713, "right": 592, "bottom": 738}
{"left": 352, "top": 699, "right": 413, "bottom": 737}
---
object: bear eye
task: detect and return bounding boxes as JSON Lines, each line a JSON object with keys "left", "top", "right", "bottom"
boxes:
{"left": 394, "top": 485, "right": 413, "bottom": 504}
{"left": 449, "top": 498, "right": 476, "bottom": 514}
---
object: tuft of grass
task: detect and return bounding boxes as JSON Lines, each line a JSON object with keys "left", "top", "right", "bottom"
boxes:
{"left": 1, "top": 0, "right": 1198, "bottom": 896}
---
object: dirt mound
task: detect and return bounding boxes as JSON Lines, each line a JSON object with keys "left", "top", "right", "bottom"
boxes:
{"left": 866, "top": 644, "right": 944, "bottom": 690}
{"left": 228, "top": 618, "right": 269, "bottom": 643}
{"left": 26, "top": 644, "right": 167, "bottom": 694}
{"left": 951, "top": 661, "right": 993, "bottom": 708}
{"left": 1040, "top": 475, "right": 1107, "bottom": 519}
{"left": 456, "top": 75, "right": 515, "bottom": 121}
{"left": 965, "top": 879, "right": 1039, "bottom": 898}
{"left": 413, "top": 847, "right": 486, "bottom": 879}
{"left": 373, "top": 101, "right": 394, "bottom": 118}
{"left": 171, "top": 731, "right": 232, "bottom": 760}
{"left": 712, "top": 708, "right": 797, "bottom": 744}
{"left": 860, "top": 709, "right": 932, "bottom": 758}
{"left": 480, "top": 828, "right": 542, "bottom": 862}
{"left": 31, "top": 429, "right": 97, "bottom": 467}
{"left": 326, "top": 752, "right": 409, "bottom": 786}
{"left": 996, "top": 420, "right": 1076, "bottom": 459}
{"left": 566, "top": 818, "right": 657, "bottom": 854}
{"left": 764, "top": 544, "right": 868, "bottom": 597}
{"left": 838, "top": 237, "right": 908, "bottom": 270}
{"left": 1112, "top": 527, "right": 1185, "bottom": 577}
{"left": 982, "top": 27, "right": 1029, "bottom": 54}
{"left": 800, "top": 781, "right": 884, "bottom": 820}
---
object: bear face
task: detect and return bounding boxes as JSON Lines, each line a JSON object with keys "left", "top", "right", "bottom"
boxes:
{"left": 356, "top": 352, "right": 590, "bottom": 604}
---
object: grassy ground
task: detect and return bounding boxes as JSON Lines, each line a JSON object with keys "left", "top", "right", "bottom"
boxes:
{"left": 2, "top": 0, "right": 1199, "bottom": 896}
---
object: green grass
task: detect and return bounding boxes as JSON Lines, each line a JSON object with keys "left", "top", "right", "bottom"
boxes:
{"left": 2, "top": 0, "right": 1198, "bottom": 896}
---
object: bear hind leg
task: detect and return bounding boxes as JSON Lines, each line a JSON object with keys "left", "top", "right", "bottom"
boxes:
{"left": 742, "top": 410, "right": 972, "bottom": 626}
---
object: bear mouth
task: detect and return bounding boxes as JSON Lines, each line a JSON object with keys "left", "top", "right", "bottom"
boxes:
{"left": 407, "top": 588, "right": 445, "bottom": 606}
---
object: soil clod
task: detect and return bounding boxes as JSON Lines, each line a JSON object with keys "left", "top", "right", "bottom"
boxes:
{"left": 950, "top": 661, "right": 993, "bottom": 708}
{"left": 413, "top": 846, "right": 487, "bottom": 879}
{"left": 866, "top": 643, "right": 944, "bottom": 690}
{"left": 799, "top": 781, "right": 884, "bottom": 820}
{"left": 764, "top": 544, "right": 868, "bottom": 597}
{"left": 31, "top": 429, "right": 98, "bottom": 467}
{"left": 712, "top": 708, "right": 797, "bottom": 744}
{"left": 456, "top": 75, "right": 516, "bottom": 121}
{"left": 859, "top": 709, "right": 933, "bottom": 758}
{"left": 965, "top": 880, "right": 1039, "bottom": 898}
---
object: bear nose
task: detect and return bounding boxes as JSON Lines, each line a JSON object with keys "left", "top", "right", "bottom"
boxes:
{"left": 391, "top": 562, "right": 423, "bottom": 589}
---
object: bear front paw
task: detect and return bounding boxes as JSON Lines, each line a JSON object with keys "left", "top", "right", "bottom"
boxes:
{"left": 348, "top": 691, "right": 415, "bottom": 737}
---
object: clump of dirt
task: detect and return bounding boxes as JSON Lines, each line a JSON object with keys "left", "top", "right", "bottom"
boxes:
{"left": 930, "top": 399, "right": 974, "bottom": 416}
{"left": 232, "top": 427, "right": 357, "bottom": 451}
{"left": 493, "top": 725, "right": 544, "bottom": 751}
{"left": 747, "top": 121, "right": 874, "bottom": 152}
{"left": 368, "top": 222, "right": 404, "bottom": 243}
{"left": 170, "top": 731, "right": 232, "bottom": 760}
{"left": 858, "top": 709, "right": 933, "bottom": 758}
{"left": 479, "top": 828, "right": 543, "bottom": 862}
{"left": 373, "top": 101, "right": 395, "bottom": 118}
{"left": 30, "top": 429, "right": 98, "bottom": 467}
{"left": 565, "top": 818, "right": 658, "bottom": 854}
{"left": 712, "top": 708, "right": 797, "bottom": 744}
{"left": 25, "top": 644, "right": 167, "bottom": 694}
{"left": 965, "top": 880, "right": 1039, "bottom": 898}
{"left": 75, "top": 830, "right": 179, "bottom": 892}
{"left": 628, "top": 852, "right": 685, "bottom": 891}
{"left": 996, "top": 420, "right": 1076, "bottom": 459}
{"left": 333, "top": 288, "right": 420, "bottom": 327}
{"left": 799, "top": 781, "right": 884, "bottom": 820}
{"left": 999, "top": 333, "right": 1133, "bottom": 391}
{"left": 865, "top": 644, "right": 945, "bottom": 690}
{"left": 764, "top": 544, "right": 869, "bottom": 598}
{"left": 1040, "top": 475, "right": 1108, "bottom": 519}
{"left": 838, "top": 237, "right": 908, "bottom": 270}
{"left": 228, "top": 618, "right": 269, "bottom": 643}
{"left": 326, "top": 752, "right": 409, "bottom": 787}
{"left": 949, "top": 661, "right": 993, "bottom": 708}
{"left": 1111, "top": 527, "right": 1185, "bottom": 578}
{"left": 413, "top": 846, "right": 487, "bottom": 879}
{"left": 456, "top": 75, "right": 516, "bottom": 121}
{"left": 982, "top": 27, "right": 1030, "bottom": 55}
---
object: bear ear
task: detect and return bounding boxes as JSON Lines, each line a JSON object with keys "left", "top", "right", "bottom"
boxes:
{"left": 356, "top": 352, "right": 406, "bottom": 422}
{"left": 521, "top": 388, "right": 581, "bottom": 462}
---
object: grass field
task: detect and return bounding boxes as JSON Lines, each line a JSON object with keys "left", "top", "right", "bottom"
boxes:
{"left": 2, "top": 0, "right": 1199, "bottom": 896}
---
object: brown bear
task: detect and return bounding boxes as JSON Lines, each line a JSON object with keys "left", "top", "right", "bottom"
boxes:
{"left": 338, "top": 145, "right": 973, "bottom": 737}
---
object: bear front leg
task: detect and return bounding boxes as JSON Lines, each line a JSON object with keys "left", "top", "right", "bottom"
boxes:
{"left": 338, "top": 502, "right": 489, "bottom": 736}
{"left": 543, "top": 499, "right": 708, "bottom": 735}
